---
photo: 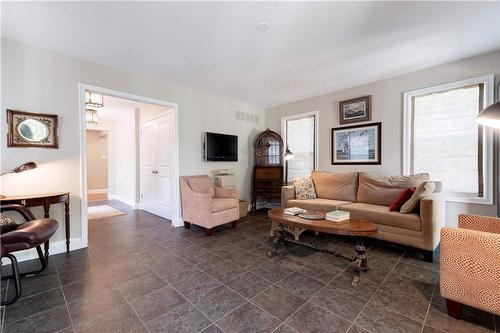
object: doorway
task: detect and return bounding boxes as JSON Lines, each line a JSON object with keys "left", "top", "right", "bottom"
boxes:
{"left": 79, "top": 84, "right": 180, "bottom": 248}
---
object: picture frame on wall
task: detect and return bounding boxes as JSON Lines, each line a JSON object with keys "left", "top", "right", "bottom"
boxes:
{"left": 7, "top": 109, "right": 59, "bottom": 149}
{"left": 331, "top": 122, "right": 381, "bottom": 165}
{"left": 339, "top": 95, "right": 371, "bottom": 124}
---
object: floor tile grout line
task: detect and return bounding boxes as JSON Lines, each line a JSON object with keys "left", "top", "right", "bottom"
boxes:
{"left": 345, "top": 251, "right": 406, "bottom": 333}
{"left": 420, "top": 273, "right": 439, "bottom": 333}
{"left": 54, "top": 263, "right": 76, "bottom": 333}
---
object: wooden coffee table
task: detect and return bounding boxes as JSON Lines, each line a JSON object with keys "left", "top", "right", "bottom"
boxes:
{"left": 268, "top": 208, "right": 378, "bottom": 288}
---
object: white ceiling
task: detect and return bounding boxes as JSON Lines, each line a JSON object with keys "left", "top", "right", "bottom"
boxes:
{"left": 2, "top": 2, "right": 500, "bottom": 108}
{"left": 93, "top": 94, "right": 170, "bottom": 121}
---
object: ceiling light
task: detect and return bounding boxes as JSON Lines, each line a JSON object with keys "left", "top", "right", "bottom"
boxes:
{"left": 86, "top": 109, "right": 98, "bottom": 125}
{"left": 256, "top": 22, "right": 270, "bottom": 32}
{"left": 85, "top": 91, "right": 104, "bottom": 108}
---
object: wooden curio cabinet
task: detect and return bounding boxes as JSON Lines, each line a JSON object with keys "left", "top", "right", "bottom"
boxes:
{"left": 252, "top": 129, "right": 284, "bottom": 210}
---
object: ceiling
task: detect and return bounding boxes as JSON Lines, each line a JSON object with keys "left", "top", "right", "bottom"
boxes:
{"left": 2, "top": 2, "right": 500, "bottom": 108}
{"left": 91, "top": 94, "right": 170, "bottom": 121}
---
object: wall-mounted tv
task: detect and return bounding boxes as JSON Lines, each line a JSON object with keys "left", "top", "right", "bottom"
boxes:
{"left": 204, "top": 132, "right": 238, "bottom": 162}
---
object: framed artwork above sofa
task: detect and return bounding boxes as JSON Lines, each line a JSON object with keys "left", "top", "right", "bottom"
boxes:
{"left": 331, "top": 122, "right": 381, "bottom": 165}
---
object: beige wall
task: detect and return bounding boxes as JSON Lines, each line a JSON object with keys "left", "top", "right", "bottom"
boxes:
{"left": 86, "top": 130, "right": 108, "bottom": 190}
{"left": 266, "top": 50, "right": 500, "bottom": 227}
{"left": 1, "top": 38, "right": 265, "bottom": 252}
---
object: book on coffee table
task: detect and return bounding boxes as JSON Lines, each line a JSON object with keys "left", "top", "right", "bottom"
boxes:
{"left": 326, "top": 210, "right": 350, "bottom": 222}
{"left": 284, "top": 207, "right": 306, "bottom": 215}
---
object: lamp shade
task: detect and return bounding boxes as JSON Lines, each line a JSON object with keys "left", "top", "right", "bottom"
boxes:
{"left": 475, "top": 101, "right": 500, "bottom": 128}
{"left": 284, "top": 146, "right": 295, "bottom": 160}
{"left": 12, "top": 162, "right": 38, "bottom": 173}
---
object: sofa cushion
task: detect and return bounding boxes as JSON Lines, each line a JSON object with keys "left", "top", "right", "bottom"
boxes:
{"left": 400, "top": 181, "right": 436, "bottom": 214}
{"left": 357, "top": 172, "right": 429, "bottom": 206}
{"left": 293, "top": 177, "right": 317, "bottom": 200}
{"left": 211, "top": 198, "right": 237, "bottom": 212}
{"left": 311, "top": 171, "right": 358, "bottom": 202}
{"left": 341, "top": 203, "right": 421, "bottom": 231}
{"left": 188, "top": 177, "right": 216, "bottom": 197}
{"left": 286, "top": 198, "right": 352, "bottom": 212}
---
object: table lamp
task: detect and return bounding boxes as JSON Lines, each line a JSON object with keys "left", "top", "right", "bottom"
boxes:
{"left": 0, "top": 162, "right": 38, "bottom": 198}
{"left": 284, "top": 146, "right": 294, "bottom": 185}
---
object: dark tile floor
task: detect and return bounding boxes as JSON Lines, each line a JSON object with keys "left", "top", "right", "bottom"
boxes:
{"left": 1, "top": 200, "right": 498, "bottom": 333}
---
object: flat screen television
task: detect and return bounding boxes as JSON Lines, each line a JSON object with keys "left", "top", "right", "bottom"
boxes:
{"left": 204, "top": 132, "right": 238, "bottom": 161}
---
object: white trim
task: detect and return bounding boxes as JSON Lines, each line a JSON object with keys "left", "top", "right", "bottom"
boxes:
{"left": 2, "top": 238, "right": 82, "bottom": 264}
{"left": 87, "top": 189, "right": 108, "bottom": 194}
{"left": 108, "top": 194, "right": 136, "bottom": 208}
{"left": 281, "top": 110, "right": 320, "bottom": 178}
{"left": 403, "top": 75, "right": 495, "bottom": 205}
{"left": 79, "top": 84, "right": 182, "bottom": 250}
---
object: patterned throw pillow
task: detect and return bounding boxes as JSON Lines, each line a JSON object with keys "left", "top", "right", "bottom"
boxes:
{"left": 400, "top": 181, "right": 436, "bottom": 214}
{"left": 0, "top": 215, "right": 18, "bottom": 234}
{"left": 293, "top": 177, "right": 317, "bottom": 200}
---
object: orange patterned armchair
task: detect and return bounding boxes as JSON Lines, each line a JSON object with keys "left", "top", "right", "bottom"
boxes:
{"left": 440, "top": 214, "right": 500, "bottom": 319}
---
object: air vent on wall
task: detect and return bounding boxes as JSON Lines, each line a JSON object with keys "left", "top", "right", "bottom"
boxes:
{"left": 236, "top": 110, "right": 259, "bottom": 123}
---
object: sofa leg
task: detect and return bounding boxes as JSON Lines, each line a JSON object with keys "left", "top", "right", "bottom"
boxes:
{"left": 422, "top": 250, "right": 433, "bottom": 263}
{"left": 205, "top": 228, "right": 213, "bottom": 237}
{"left": 445, "top": 298, "right": 462, "bottom": 319}
{"left": 184, "top": 222, "right": 191, "bottom": 229}
{"left": 231, "top": 221, "right": 238, "bottom": 228}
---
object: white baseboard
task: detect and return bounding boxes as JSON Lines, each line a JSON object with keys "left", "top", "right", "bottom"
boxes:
{"left": 2, "top": 237, "right": 84, "bottom": 265}
{"left": 88, "top": 189, "right": 108, "bottom": 194}
{"left": 108, "top": 194, "right": 137, "bottom": 208}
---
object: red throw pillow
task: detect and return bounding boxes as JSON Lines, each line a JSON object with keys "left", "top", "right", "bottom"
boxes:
{"left": 389, "top": 188, "right": 415, "bottom": 211}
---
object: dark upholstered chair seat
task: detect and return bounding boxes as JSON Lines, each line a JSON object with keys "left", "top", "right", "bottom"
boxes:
{"left": 1, "top": 219, "right": 58, "bottom": 250}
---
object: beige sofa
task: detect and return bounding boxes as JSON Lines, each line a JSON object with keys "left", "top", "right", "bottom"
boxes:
{"left": 281, "top": 171, "right": 444, "bottom": 261}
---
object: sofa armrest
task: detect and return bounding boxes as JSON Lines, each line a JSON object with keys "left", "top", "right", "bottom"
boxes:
{"left": 281, "top": 186, "right": 295, "bottom": 208}
{"left": 180, "top": 179, "right": 212, "bottom": 223}
{"left": 458, "top": 214, "right": 500, "bottom": 234}
{"left": 440, "top": 227, "right": 500, "bottom": 314}
{"left": 419, "top": 193, "right": 445, "bottom": 250}
{"left": 214, "top": 186, "right": 239, "bottom": 200}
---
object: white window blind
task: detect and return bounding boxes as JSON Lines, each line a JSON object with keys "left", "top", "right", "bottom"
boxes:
{"left": 286, "top": 115, "right": 316, "bottom": 183}
{"left": 410, "top": 84, "right": 484, "bottom": 198}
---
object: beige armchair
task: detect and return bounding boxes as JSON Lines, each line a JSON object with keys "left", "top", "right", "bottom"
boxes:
{"left": 180, "top": 175, "right": 239, "bottom": 236}
{"left": 440, "top": 214, "right": 500, "bottom": 319}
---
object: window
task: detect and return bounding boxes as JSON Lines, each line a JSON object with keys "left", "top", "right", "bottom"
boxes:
{"left": 403, "top": 75, "right": 494, "bottom": 204}
{"left": 281, "top": 111, "right": 319, "bottom": 183}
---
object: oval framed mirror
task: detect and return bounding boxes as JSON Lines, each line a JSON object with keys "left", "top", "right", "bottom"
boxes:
{"left": 16, "top": 119, "right": 50, "bottom": 142}
{"left": 7, "top": 109, "right": 59, "bottom": 149}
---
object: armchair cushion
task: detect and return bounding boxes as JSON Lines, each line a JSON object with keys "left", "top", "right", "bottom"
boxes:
{"left": 1, "top": 219, "right": 59, "bottom": 247}
{"left": 214, "top": 186, "right": 239, "bottom": 200}
{"left": 187, "top": 176, "right": 216, "bottom": 197}
{"left": 212, "top": 198, "right": 238, "bottom": 213}
{"left": 459, "top": 214, "right": 500, "bottom": 234}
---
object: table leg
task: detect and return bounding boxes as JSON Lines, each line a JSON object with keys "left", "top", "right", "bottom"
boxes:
{"left": 65, "top": 197, "right": 70, "bottom": 253}
{"left": 352, "top": 239, "right": 368, "bottom": 288}
{"left": 268, "top": 223, "right": 286, "bottom": 256}
{"left": 43, "top": 200, "right": 50, "bottom": 218}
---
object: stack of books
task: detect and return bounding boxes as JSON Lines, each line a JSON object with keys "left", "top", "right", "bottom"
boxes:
{"left": 326, "top": 210, "right": 350, "bottom": 223}
{"left": 284, "top": 207, "right": 306, "bottom": 215}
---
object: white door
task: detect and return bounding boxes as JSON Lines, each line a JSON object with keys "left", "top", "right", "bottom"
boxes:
{"left": 140, "top": 113, "right": 173, "bottom": 219}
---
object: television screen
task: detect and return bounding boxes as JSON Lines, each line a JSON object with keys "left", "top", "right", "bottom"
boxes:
{"left": 205, "top": 132, "right": 238, "bottom": 161}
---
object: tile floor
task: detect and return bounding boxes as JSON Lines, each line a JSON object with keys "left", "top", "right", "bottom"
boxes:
{"left": 1, "top": 200, "right": 498, "bottom": 333}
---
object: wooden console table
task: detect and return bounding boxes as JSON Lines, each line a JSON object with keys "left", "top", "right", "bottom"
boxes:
{"left": 0, "top": 192, "right": 70, "bottom": 253}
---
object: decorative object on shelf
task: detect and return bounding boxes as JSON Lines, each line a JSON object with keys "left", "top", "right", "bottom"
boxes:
{"left": 331, "top": 122, "right": 381, "bottom": 165}
{"left": 85, "top": 91, "right": 104, "bottom": 108}
{"left": 339, "top": 95, "right": 372, "bottom": 125}
{"left": 86, "top": 108, "right": 98, "bottom": 125}
{"left": 252, "top": 129, "right": 284, "bottom": 210}
{"left": 7, "top": 110, "right": 58, "bottom": 148}
{"left": 284, "top": 145, "right": 294, "bottom": 185}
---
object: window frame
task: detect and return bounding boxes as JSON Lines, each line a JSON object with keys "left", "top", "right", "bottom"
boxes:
{"left": 403, "top": 75, "right": 495, "bottom": 205}
{"left": 281, "top": 110, "right": 319, "bottom": 182}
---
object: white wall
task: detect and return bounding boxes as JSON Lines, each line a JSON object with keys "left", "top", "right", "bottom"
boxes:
{"left": 266, "top": 50, "right": 500, "bottom": 227}
{"left": 1, "top": 38, "right": 265, "bottom": 252}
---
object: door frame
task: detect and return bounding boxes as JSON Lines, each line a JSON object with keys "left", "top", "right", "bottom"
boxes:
{"left": 139, "top": 112, "right": 173, "bottom": 215}
{"left": 79, "top": 83, "right": 181, "bottom": 248}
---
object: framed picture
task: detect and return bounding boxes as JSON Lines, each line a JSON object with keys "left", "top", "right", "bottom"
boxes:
{"left": 339, "top": 95, "right": 371, "bottom": 124}
{"left": 7, "top": 109, "right": 59, "bottom": 148}
{"left": 331, "top": 122, "right": 381, "bottom": 165}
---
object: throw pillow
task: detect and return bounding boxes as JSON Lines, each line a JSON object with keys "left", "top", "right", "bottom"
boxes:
{"left": 0, "top": 215, "right": 18, "bottom": 234}
{"left": 293, "top": 177, "right": 317, "bottom": 200}
{"left": 389, "top": 188, "right": 415, "bottom": 211}
{"left": 400, "top": 181, "right": 436, "bottom": 214}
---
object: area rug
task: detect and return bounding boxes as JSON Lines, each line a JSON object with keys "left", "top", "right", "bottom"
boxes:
{"left": 88, "top": 205, "right": 126, "bottom": 220}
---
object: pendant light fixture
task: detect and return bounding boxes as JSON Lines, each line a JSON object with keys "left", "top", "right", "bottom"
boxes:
{"left": 85, "top": 91, "right": 104, "bottom": 108}
{"left": 86, "top": 109, "right": 98, "bottom": 125}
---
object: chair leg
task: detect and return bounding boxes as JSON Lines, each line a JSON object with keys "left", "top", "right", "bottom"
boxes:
{"left": 445, "top": 298, "right": 462, "bottom": 319}
{"left": 1, "top": 245, "right": 48, "bottom": 280}
{"left": 44, "top": 240, "right": 49, "bottom": 264}
{"left": 1, "top": 254, "right": 22, "bottom": 306}
{"left": 184, "top": 221, "right": 191, "bottom": 229}
{"left": 205, "top": 228, "right": 213, "bottom": 236}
